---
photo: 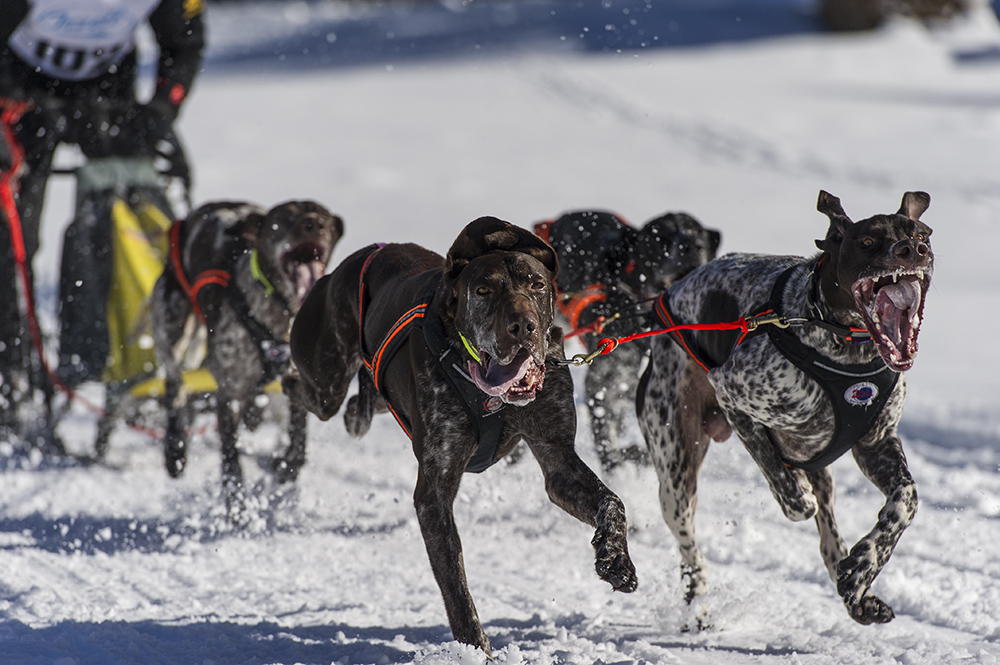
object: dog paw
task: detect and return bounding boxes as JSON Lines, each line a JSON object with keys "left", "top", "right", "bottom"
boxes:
{"left": 844, "top": 593, "right": 895, "bottom": 625}
{"left": 595, "top": 549, "right": 638, "bottom": 593}
{"left": 343, "top": 394, "right": 372, "bottom": 438}
{"left": 592, "top": 532, "right": 638, "bottom": 592}
{"left": 681, "top": 562, "right": 708, "bottom": 604}
{"left": 164, "top": 439, "right": 187, "bottom": 478}
{"left": 780, "top": 490, "right": 818, "bottom": 522}
{"left": 836, "top": 541, "right": 877, "bottom": 606}
{"left": 836, "top": 542, "right": 894, "bottom": 624}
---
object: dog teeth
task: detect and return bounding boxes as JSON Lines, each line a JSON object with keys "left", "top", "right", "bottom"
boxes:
{"left": 917, "top": 270, "right": 924, "bottom": 281}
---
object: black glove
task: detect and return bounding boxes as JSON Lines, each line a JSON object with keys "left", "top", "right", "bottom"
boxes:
{"left": 133, "top": 95, "right": 179, "bottom": 149}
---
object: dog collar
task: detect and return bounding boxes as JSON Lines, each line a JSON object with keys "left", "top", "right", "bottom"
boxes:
{"left": 250, "top": 249, "right": 276, "bottom": 297}
{"left": 806, "top": 260, "right": 871, "bottom": 345}
{"left": 459, "top": 332, "right": 482, "bottom": 365}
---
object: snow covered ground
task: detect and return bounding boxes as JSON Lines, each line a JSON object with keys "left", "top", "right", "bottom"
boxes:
{"left": 5, "top": 1, "right": 1000, "bottom": 663}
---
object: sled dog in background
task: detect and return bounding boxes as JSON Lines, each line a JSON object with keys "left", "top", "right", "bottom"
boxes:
{"left": 151, "top": 200, "right": 342, "bottom": 513}
{"left": 536, "top": 210, "right": 720, "bottom": 473}
{"left": 637, "top": 190, "right": 932, "bottom": 624}
{"left": 283, "top": 217, "right": 637, "bottom": 656}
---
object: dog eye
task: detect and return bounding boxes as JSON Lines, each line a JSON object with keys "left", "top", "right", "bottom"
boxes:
{"left": 859, "top": 237, "right": 875, "bottom": 248}
{"left": 475, "top": 286, "right": 491, "bottom": 296}
{"left": 531, "top": 280, "right": 546, "bottom": 290}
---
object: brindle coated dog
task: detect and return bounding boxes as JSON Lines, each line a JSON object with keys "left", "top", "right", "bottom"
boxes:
{"left": 637, "top": 191, "right": 932, "bottom": 625}
{"left": 151, "top": 200, "right": 341, "bottom": 510}
{"left": 283, "top": 217, "right": 637, "bottom": 656}
{"left": 540, "top": 210, "right": 720, "bottom": 473}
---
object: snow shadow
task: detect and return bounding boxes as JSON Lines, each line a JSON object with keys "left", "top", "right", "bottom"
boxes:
{"left": 0, "top": 486, "right": 407, "bottom": 556}
{"left": 205, "top": 0, "right": 822, "bottom": 74}
{"left": 0, "top": 618, "right": 431, "bottom": 665}
{"left": 900, "top": 416, "right": 1000, "bottom": 471}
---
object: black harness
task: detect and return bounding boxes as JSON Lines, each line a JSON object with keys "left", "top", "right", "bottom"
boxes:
{"left": 655, "top": 264, "right": 899, "bottom": 472}
{"left": 225, "top": 286, "right": 292, "bottom": 389}
{"left": 358, "top": 245, "right": 508, "bottom": 474}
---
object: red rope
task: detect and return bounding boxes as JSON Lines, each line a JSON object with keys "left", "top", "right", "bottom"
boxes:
{"left": 593, "top": 317, "right": 751, "bottom": 356}
{"left": 1, "top": 99, "right": 164, "bottom": 440}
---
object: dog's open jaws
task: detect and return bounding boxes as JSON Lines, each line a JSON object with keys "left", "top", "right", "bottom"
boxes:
{"left": 468, "top": 350, "right": 546, "bottom": 405}
{"left": 853, "top": 269, "right": 930, "bottom": 371}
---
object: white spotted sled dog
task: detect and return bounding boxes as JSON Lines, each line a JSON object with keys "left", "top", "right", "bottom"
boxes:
{"left": 636, "top": 190, "right": 933, "bottom": 625}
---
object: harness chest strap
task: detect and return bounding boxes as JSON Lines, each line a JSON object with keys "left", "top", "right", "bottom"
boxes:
{"left": 655, "top": 264, "right": 899, "bottom": 472}
{"left": 357, "top": 246, "right": 508, "bottom": 473}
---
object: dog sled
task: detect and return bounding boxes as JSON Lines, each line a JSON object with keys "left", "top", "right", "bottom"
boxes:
{"left": 50, "top": 130, "right": 201, "bottom": 456}
{"left": 0, "top": 95, "right": 220, "bottom": 456}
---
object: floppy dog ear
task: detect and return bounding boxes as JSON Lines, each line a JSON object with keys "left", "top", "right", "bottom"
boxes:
{"left": 815, "top": 190, "right": 853, "bottom": 251}
{"left": 226, "top": 210, "right": 267, "bottom": 248}
{"left": 445, "top": 216, "right": 559, "bottom": 280}
{"left": 898, "top": 191, "right": 930, "bottom": 221}
{"left": 708, "top": 228, "right": 722, "bottom": 256}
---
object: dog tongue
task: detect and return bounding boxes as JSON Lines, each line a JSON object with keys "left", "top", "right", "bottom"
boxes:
{"left": 469, "top": 349, "right": 533, "bottom": 396}
{"left": 881, "top": 278, "right": 921, "bottom": 310}
{"left": 875, "top": 278, "right": 921, "bottom": 349}
{"left": 293, "top": 261, "right": 326, "bottom": 305}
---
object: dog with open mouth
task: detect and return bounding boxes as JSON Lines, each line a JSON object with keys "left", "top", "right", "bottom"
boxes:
{"left": 636, "top": 190, "right": 932, "bottom": 625}
{"left": 151, "top": 200, "right": 342, "bottom": 514}
{"left": 282, "top": 216, "right": 637, "bottom": 656}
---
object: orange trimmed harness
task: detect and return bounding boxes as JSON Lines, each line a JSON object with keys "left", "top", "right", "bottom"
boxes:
{"left": 355, "top": 244, "right": 508, "bottom": 472}
{"left": 168, "top": 220, "right": 232, "bottom": 323}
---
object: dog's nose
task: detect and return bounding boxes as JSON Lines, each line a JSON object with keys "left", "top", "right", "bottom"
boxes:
{"left": 507, "top": 310, "right": 539, "bottom": 342}
{"left": 892, "top": 238, "right": 931, "bottom": 264}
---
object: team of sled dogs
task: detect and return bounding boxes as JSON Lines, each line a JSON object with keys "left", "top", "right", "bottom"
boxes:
{"left": 150, "top": 190, "right": 933, "bottom": 654}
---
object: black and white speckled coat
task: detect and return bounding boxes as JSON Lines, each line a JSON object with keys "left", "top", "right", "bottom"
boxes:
{"left": 637, "top": 190, "right": 933, "bottom": 626}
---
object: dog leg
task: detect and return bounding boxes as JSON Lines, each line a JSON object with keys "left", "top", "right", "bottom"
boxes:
{"left": 162, "top": 373, "right": 190, "bottom": 478}
{"left": 727, "top": 412, "right": 818, "bottom": 522}
{"left": 217, "top": 395, "right": 246, "bottom": 520}
{"left": 638, "top": 349, "right": 712, "bottom": 602}
{"left": 151, "top": 276, "right": 195, "bottom": 478}
{"left": 273, "top": 402, "right": 308, "bottom": 483}
{"left": 412, "top": 457, "right": 492, "bottom": 657}
{"left": 286, "top": 272, "right": 361, "bottom": 421}
{"left": 94, "top": 388, "right": 119, "bottom": 460}
{"left": 585, "top": 344, "right": 648, "bottom": 474}
{"left": 533, "top": 440, "right": 638, "bottom": 593}
{"left": 344, "top": 369, "right": 378, "bottom": 438}
{"left": 586, "top": 356, "right": 621, "bottom": 473}
{"left": 836, "top": 434, "right": 916, "bottom": 624}
{"left": 527, "top": 365, "right": 638, "bottom": 594}
{"left": 806, "top": 467, "right": 849, "bottom": 585}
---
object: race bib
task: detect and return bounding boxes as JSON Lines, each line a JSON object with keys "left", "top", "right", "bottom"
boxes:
{"left": 8, "top": 0, "right": 161, "bottom": 81}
